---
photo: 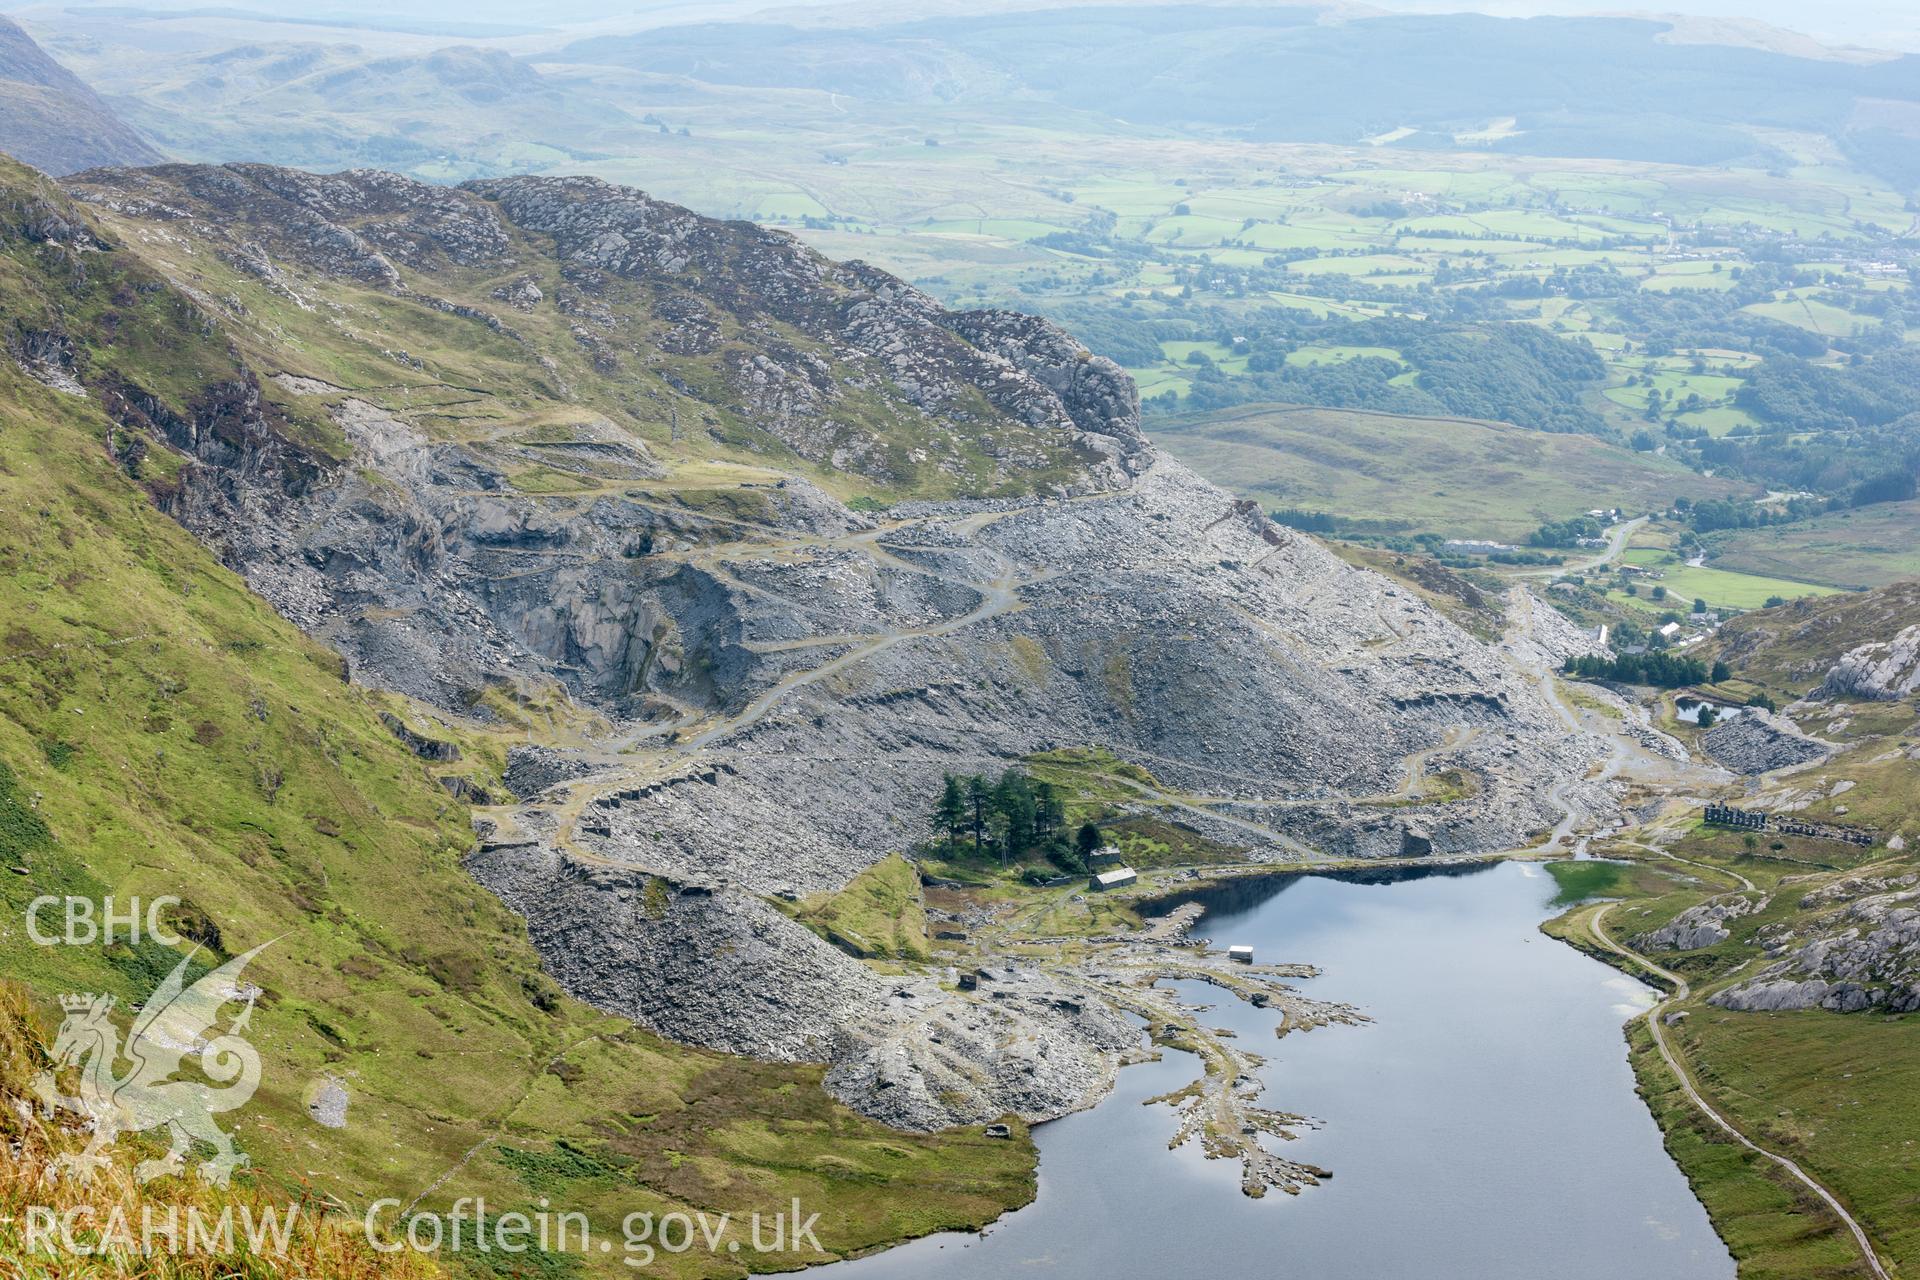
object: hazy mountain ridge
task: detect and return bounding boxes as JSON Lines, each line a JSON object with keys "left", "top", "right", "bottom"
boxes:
{"left": 559, "top": 7, "right": 1920, "bottom": 172}
{"left": 20, "top": 5, "right": 1918, "bottom": 186}
{"left": 0, "top": 16, "right": 160, "bottom": 174}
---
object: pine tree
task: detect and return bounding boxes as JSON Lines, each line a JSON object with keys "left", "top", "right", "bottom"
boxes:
{"left": 994, "top": 770, "right": 1035, "bottom": 859}
{"left": 966, "top": 776, "right": 989, "bottom": 857}
{"left": 988, "top": 806, "right": 1012, "bottom": 867}
{"left": 1033, "top": 780, "right": 1063, "bottom": 840}
{"left": 1076, "top": 821, "right": 1104, "bottom": 858}
{"left": 934, "top": 775, "right": 966, "bottom": 848}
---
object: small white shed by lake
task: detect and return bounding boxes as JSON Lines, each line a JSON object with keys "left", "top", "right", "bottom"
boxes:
{"left": 1090, "top": 867, "right": 1137, "bottom": 891}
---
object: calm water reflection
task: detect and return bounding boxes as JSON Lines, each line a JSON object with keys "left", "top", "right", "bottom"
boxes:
{"left": 830, "top": 860, "right": 1732, "bottom": 1279}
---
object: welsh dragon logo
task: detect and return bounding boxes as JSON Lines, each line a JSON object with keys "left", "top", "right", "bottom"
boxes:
{"left": 32, "top": 942, "right": 271, "bottom": 1186}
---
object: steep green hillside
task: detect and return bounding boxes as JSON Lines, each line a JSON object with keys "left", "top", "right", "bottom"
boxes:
{"left": 0, "top": 158, "right": 1032, "bottom": 1274}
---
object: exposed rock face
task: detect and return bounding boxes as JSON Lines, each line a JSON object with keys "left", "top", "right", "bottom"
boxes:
{"left": 1800, "top": 872, "right": 1917, "bottom": 910}
{"left": 469, "top": 829, "right": 1143, "bottom": 1128}
{"left": 467, "top": 173, "right": 1138, "bottom": 488}
{"left": 58, "top": 160, "right": 1608, "bottom": 1130}
{"left": 1635, "top": 893, "right": 1767, "bottom": 952}
{"left": 943, "top": 308, "right": 1143, "bottom": 447}
{"left": 1701, "top": 710, "right": 1829, "bottom": 775}
{"left": 1820, "top": 625, "right": 1920, "bottom": 701}
{"left": 378, "top": 712, "right": 459, "bottom": 762}
{"left": 1712, "top": 884, "right": 1920, "bottom": 1014}
{"left": 1713, "top": 579, "right": 1920, "bottom": 693}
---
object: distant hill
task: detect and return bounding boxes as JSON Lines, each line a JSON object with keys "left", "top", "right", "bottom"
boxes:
{"left": 53, "top": 39, "right": 632, "bottom": 177}
{"left": 561, "top": 6, "right": 1920, "bottom": 181}
{"left": 1149, "top": 401, "right": 1745, "bottom": 542}
{"left": 0, "top": 16, "right": 159, "bottom": 174}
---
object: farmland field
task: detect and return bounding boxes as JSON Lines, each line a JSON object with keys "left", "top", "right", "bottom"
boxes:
{"left": 1607, "top": 548, "right": 1844, "bottom": 611}
{"left": 1701, "top": 501, "right": 1920, "bottom": 590}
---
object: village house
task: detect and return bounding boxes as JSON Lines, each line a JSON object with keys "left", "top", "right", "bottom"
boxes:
{"left": 1443, "top": 539, "right": 1519, "bottom": 557}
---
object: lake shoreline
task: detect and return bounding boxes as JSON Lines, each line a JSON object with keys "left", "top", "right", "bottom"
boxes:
{"left": 826, "top": 859, "right": 1732, "bottom": 1279}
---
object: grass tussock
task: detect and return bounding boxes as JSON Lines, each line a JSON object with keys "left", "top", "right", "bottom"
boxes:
{"left": 0, "top": 983, "right": 441, "bottom": 1280}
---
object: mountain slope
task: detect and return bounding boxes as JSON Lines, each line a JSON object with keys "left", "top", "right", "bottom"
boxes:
{"left": 0, "top": 154, "right": 1036, "bottom": 1272}
{"left": 0, "top": 17, "right": 159, "bottom": 174}
{"left": 1712, "top": 581, "right": 1920, "bottom": 698}
{"left": 76, "top": 41, "right": 636, "bottom": 178}
{"left": 42, "top": 157, "right": 1608, "bottom": 1149}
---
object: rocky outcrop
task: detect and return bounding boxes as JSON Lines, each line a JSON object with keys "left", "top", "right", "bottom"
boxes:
{"left": 379, "top": 711, "right": 459, "bottom": 761}
{"left": 1799, "top": 872, "right": 1917, "bottom": 910}
{"left": 1635, "top": 893, "right": 1767, "bottom": 952}
{"left": 1712, "top": 884, "right": 1920, "bottom": 1014}
{"left": 943, "top": 308, "right": 1144, "bottom": 448}
{"left": 1820, "top": 625, "right": 1920, "bottom": 701}
{"left": 466, "top": 175, "right": 1144, "bottom": 489}
{"left": 1712, "top": 580, "right": 1920, "bottom": 694}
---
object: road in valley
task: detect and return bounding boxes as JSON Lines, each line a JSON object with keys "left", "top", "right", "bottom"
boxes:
{"left": 1515, "top": 514, "right": 1647, "bottom": 580}
{"left": 1587, "top": 904, "right": 1891, "bottom": 1280}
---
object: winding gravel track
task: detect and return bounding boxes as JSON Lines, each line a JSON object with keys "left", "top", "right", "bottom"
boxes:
{"left": 1588, "top": 904, "right": 1890, "bottom": 1280}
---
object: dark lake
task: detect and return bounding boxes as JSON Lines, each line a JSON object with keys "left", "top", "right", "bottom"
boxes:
{"left": 829, "top": 860, "right": 1733, "bottom": 1279}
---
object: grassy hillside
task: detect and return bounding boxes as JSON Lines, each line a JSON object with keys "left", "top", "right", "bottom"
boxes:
{"left": 785, "top": 853, "right": 932, "bottom": 962}
{"left": 0, "top": 349, "right": 1034, "bottom": 1279}
{"left": 1711, "top": 580, "right": 1920, "bottom": 698}
{"left": 1149, "top": 402, "right": 1740, "bottom": 541}
{"left": 0, "top": 983, "right": 441, "bottom": 1278}
{"left": 1543, "top": 598, "right": 1920, "bottom": 1279}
